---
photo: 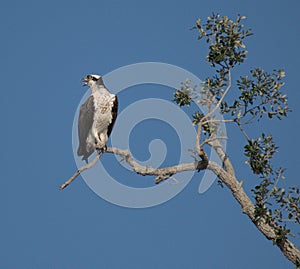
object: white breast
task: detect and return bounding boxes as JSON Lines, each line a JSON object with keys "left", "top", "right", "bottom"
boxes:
{"left": 90, "top": 91, "right": 115, "bottom": 145}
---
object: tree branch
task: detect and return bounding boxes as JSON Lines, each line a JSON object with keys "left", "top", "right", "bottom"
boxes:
{"left": 195, "top": 122, "right": 202, "bottom": 156}
{"left": 59, "top": 144, "right": 300, "bottom": 265}
{"left": 60, "top": 147, "right": 208, "bottom": 189}
{"left": 200, "top": 69, "right": 232, "bottom": 123}
{"left": 235, "top": 119, "right": 250, "bottom": 141}
{"left": 207, "top": 136, "right": 235, "bottom": 177}
{"left": 106, "top": 147, "right": 208, "bottom": 183}
{"left": 207, "top": 161, "right": 300, "bottom": 266}
{"left": 59, "top": 150, "right": 103, "bottom": 190}
{"left": 200, "top": 136, "right": 228, "bottom": 147}
{"left": 201, "top": 119, "right": 234, "bottom": 125}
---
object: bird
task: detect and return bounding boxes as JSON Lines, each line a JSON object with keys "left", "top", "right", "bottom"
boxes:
{"left": 77, "top": 74, "right": 118, "bottom": 163}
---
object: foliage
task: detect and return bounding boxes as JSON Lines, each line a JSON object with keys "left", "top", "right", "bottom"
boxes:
{"left": 174, "top": 89, "right": 192, "bottom": 107}
{"left": 244, "top": 133, "right": 278, "bottom": 175}
{"left": 221, "top": 68, "right": 289, "bottom": 122}
{"left": 252, "top": 168, "right": 300, "bottom": 244}
{"left": 173, "top": 80, "right": 195, "bottom": 107}
{"left": 194, "top": 14, "right": 251, "bottom": 68}
{"left": 173, "top": 13, "right": 299, "bottom": 253}
{"left": 192, "top": 111, "right": 218, "bottom": 135}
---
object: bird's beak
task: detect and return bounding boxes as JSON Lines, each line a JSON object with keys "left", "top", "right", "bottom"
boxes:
{"left": 80, "top": 77, "right": 88, "bottom": 86}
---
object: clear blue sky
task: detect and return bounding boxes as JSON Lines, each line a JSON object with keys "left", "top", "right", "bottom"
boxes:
{"left": 1, "top": 0, "right": 299, "bottom": 268}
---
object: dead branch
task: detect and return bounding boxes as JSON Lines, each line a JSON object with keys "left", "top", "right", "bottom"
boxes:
{"left": 201, "top": 119, "right": 234, "bottom": 125}
{"left": 200, "top": 136, "right": 228, "bottom": 147}
{"left": 60, "top": 147, "right": 208, "bottom": 190}
{"left": 106, "top": 147, "right": 208, "bottom": 183}
{"left": 59, "top": 150, "right": 103, "bottom": 190}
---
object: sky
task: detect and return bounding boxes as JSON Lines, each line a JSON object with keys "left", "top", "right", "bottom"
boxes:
{"left": 1, "top": 0, "right": 300, "bottom": 268}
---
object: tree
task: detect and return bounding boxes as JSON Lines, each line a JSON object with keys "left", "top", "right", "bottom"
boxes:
{"left": 60, "top": 14, "right": 300, "bottom": 267}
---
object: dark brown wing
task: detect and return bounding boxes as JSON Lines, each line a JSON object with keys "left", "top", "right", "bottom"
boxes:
{"left": 107, "top": 95, "right": 118, "bottom": 138}
{"left": 77, "top": 95, "right": 95, "bottom": 162}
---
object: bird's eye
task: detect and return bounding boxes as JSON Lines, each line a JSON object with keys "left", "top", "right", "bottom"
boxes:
{"left": 87, "top": 75, "right": 91, "bottom": 79}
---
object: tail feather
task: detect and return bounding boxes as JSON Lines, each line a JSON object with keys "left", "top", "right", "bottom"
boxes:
{"left": 77, "top": 146, "right": 94, "bottom": 164}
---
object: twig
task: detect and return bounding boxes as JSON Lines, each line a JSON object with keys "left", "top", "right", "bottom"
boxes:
{"left": 235, "top": 120, "right": 250, "bottom": 141}
{"left": 201, "top": 119, "right": 234, "bottom": 125}
{"left": 267, "top": 167, "right": 284, "bottom": 199}
{"left": 200, "top": 136, "right": 228, "bottom": 147}
{"left": 200, "top": 69, "right": 232, "bottom": 123}
{"left": 59, "top": 150, "right": 104, "bottom": 190}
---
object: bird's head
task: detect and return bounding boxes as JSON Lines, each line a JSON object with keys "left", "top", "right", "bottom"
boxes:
{"left": 81, "top": 74, "right": 103, "bottom": 87}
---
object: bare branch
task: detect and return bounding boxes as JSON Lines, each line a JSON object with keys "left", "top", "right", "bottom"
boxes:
{"left": 200, "top": 136, "right": 228, "bottom": 147}
{"left": 201, "top": 119, "right": 234, "bottom": 125}
{"left": 207, "top": 136, "right": 235, "bottom": 177}
{"left": 201, "top": 69, "right": 232, "bottom": 123}
{"left": 59, "top": 150, "right": 104, "bottom": 190}
{"left": 195, "top": 122, "right": 202, "bottom": 155}
{"left": 60, "top": 147, "right": 209, "bottom": 190}
{"left": 106, "top": 147, "right": 208, "bottom": 184}
{"left": 235, "top": 120, "right": 250, "bottom": 141}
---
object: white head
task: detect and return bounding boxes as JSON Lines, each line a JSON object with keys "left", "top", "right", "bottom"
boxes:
{"left": 81, "top": 74, "right": 104, "bottom": 87}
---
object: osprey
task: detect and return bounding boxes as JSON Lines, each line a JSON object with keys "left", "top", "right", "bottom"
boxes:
{"left": 77, "top": 74, "right": 118, "bottom": 163}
